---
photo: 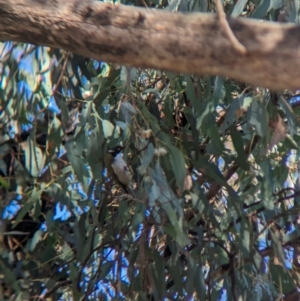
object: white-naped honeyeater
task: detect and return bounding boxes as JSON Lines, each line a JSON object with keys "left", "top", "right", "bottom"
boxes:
{"left": 104, "top": 145, "right": 134, "bottom": 194}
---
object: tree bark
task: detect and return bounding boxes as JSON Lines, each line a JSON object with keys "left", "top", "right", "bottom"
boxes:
{"left": 0, "top": 0, "right": 300, "bottom": 90}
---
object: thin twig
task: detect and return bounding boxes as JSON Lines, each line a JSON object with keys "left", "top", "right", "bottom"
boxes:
{"left": 215, "top": 0, "right": 247, "bottom": 54}
{"left": 38, "top": 280, "right": 72, "bottom": 300}
{"left": 52, "top": 52, "right": 70, "bottom": 96}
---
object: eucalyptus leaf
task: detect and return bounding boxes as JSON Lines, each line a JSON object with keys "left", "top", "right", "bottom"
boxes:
{"left": 0, "top": 259, "right": 20, "bottom": 293}
{"left": 239, "top": 218, "right": 250, "bottom": 256}
{"left": 102, "top": 119, "right": 115, "bottom": 138}
{"left": 168, "top": 145, "right": 186, "bottom": 191}
{"left": 100, "top": 261, "right": 114, "bottom": 280}
{"left": 231, "top": 0, "right": 248, "bottom": 16}
{"left": 24, "top": 139, "right": 45, "bottom": 177}
{"left": 251, "top": 0, "right": 271, "bottom": 18}
{"left": 30, "top": 229, "right": 43, "bottom": 252}
{"left": 139, "top": 143, "right": 155, "bottom": 174}
{"left": 247, "top": 98, "right": 269, "bottom": 137}
{"left": 229, "top": 125, "right": 249, "bottom": 170}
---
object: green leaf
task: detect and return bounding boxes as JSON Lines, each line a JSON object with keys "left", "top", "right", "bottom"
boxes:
{"left": 185, "top": 76, "right": 201, "bottom": 112}
{"left": 271, "top": 0, "right": 284, "bottom": 9}
{"left": 0, "top": 259, "right": 20, "bottom": 293}
{"left": 74, "top": 213, "right": 87, "bottom": 262}
{"left": 169, "top": 260, "right": 184, "bottom": 296}
{"left": 251, "top": 0, "right": 271, "bottom": 19}
{"left": 279, "top": 96, "right": 299, "bottom": 136}
{"left": 269, "top": 264, "right": 295, "bottom": 294}
{"left": 60, "top": 242, "right": 74, "bottom": 261}
{"left": 239, "top": 218, "right": 250, "bottom": 256}
{"left": 149, "top": 180, "right": 160, "bottom": 207}
{"left": 212, "top": 76, "right": 225, "bottom": 106}
{"left": 184, "top": 108, "right": 200, "bottom": 157}
{"left": 86, "top": 127, "right": 103, "bottom": 179}
{"left": 12, "top": 202, "right": 34, "bottom": 229}
{"left": 162, "top": 201, "right": 189, "bottom": 247}
{"left": 47, "top": 116, "right": 63, "bottom": 157}
{"left": 195, "top": 157, "right": 226, "bottom": 186}
{"left": 207, "top": 122, "right": 225, "bottom": 155}
{"left": 100, "top": 261, "right": 114, "bottom": 280}
{"left": 44, "top": 278, "right": 56, "bottom": 291}
{"left": 65, "top": 131, "right": 90, "bottom": 184}
{"left": 247, "top": 98, "right": 269, "bottom": 137}
{"left": 81, "top": 228, "right": 95, "bottom": 262}
{"left": 185, "top": 258, "right": 197, "bottom": 294}
{"left": 20, "top": 69, "right": 39, "bottom": 92}
{"left": 284, "top": 134, "right": 299, "bottom": 150}
{"left": 102, "top": 119, "right": 115, "bottom": 138}
{"left": 197, "top": 101, "right": 214, "bottom": 129}
{"left": 149, "top": 162, "right": 188, "bottom": 246}
{"left": 151, "top": 250, "right": 165, "bottom": 297}
{"left": 163, "top": 223, "right": 177, "bottom": 239}
{"left": 30, "top": 229, "right": 43, "bottom": 252}
{"left": 229, "top": 125, "right": 249, "bottom": 170}
{"left": 72, "top": 286, "right": 83, "bottom": 301}
{"left": 138, "top": 143, "right": 155, "bottom": 175}
{"left": 190, "top": 192, "right": 205, "bottom": 213}
{"left": 120, "top": 101, "right": 137, "bottom": 124}
{"left": 93, "top": 68, "right": 120, "bottom": 107}
{"left": 289, "top": 0, "right": 300, "bottom": 22}
{"left": 164, "top": 71, "right": 176, "bottom": 81}
{"left": 163, "top": 94, "right": 176, "bottom": 127}
{"left": 260, "top": 160, "right": 274, "bottom": 210}
{"left": 195, "top": 265, "right": 207, "bottom": 300}
{"left": 132, "top": 204, "right": 145, "bottom": 229}
{"left": 168, "top": 145, "right": 186, "bottom": 191}
{"left": 0, "top": 175, "right": 10, "bottom": 189}
{"left": 15, "top": 292, "right": 30, "bottom": 301}
{"left": 57, "top": 99, "right": 70, "bottom": 130}
{"left": 231, "top": 0, "right": 248, "bottom": 16}
{"left": 167, "top": 0, "right": 182, "bottom": 11}
{"left": 149, "top": 161, "right": 170, "bottom": 191}
{"left": 24, "top": 139, "right": 45, "bottom": 177}
{"left": 222, "top": 95, "right": 253, "bottom": 133}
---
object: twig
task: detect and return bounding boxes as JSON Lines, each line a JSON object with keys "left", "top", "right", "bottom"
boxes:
{"left": 52, "top": 52, "right": 70, "bottom": 96}
{"left": 38, "top": 280, "right": 72, "bottom": 300}
{"left": 215, "top": 0, "right": 247, "bottom": 54}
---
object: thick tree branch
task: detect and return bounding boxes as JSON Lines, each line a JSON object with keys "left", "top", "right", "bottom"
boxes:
{"left": 0, "top": 0, "right": 300, "bottom": 90}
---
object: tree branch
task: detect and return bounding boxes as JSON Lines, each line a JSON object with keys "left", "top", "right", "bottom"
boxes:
{"left": 1, "top": 0, "right": 300, "bottom": 90}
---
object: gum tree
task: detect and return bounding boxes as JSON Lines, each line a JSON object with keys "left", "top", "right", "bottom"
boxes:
{"left": 0, "top": 0, "right": 300, "bottom": 300}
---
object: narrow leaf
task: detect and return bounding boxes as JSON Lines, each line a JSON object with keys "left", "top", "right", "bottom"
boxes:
{"left": 168, "top": 145, "right": 186, "bottom": 191}
{"left": 229, "top": 125, "right": 249, "bottom": 170}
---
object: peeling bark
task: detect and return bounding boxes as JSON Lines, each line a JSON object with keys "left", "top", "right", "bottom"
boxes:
{"left": 0, "top": 0, "right": 300, "bottom": 90}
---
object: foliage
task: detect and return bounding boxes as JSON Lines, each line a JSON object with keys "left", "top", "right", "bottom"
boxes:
{"left": 1, "top": 0, "right": 300, "bottom": 300}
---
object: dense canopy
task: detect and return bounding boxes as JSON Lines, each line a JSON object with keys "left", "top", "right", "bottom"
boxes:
{"left": 0, "top": 0, "right": 300, "bottom": 300}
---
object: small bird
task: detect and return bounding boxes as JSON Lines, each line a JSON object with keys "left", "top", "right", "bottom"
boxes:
{"left": 105, "top": 146, "right": 133, "bottom": 194}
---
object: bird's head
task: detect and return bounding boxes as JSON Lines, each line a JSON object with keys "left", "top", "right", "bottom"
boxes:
{"left": 107, "top": 145, "right": 124, "bottom": 157}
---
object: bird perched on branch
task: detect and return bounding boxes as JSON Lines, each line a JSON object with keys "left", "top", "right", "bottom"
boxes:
{"left": 105, "top": 146, "right": 133, "bottom": 194}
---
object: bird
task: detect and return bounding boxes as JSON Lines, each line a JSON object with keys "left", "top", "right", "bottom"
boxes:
{"left": 104, "top": 146, "right": 134, "bottom": 194}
